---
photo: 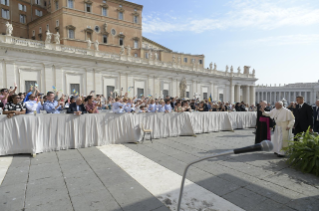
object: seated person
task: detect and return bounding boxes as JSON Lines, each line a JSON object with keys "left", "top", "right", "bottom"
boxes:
{"left": 25, "top": 94, "right": 42, "bottom": 114}
{"left": 67, "top": 98, "right": 87, "bottom": 115}
{"left": 43, "top": 92, "right": 64, "bottom": 114}
{"left": 3, "top": 94, "right": 26, "bottom": 118}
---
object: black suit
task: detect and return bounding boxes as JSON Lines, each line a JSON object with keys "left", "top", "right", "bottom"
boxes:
{"left": 294, "top": 103, "right": 313, "bottom": 135}
{"left": 313, "top": 106, "right": 319, "bottom": 133}
{"left": 67, "top": 103, "right": 87, "bottom": 114}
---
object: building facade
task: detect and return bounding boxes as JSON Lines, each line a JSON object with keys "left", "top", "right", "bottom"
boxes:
{"left": 255, "top": 81, "right": 319, "bottom": 105}
{"left": 0, "top": 0, "right": 258, "bottom": 103}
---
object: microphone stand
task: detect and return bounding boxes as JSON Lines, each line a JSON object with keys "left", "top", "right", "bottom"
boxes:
{"left": 177, "top": 150, "right": 234, "bottom": 211}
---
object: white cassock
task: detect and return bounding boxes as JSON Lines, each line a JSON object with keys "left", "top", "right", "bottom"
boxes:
{"left": 262, "top": 107, "right": 295, "bottom": 155}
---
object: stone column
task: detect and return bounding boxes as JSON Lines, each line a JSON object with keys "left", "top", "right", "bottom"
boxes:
{"left": 43, "top": 63, "right": 54, "bottom": 94}
{"left": 0, "top": 60, "right": 4, "bottom": 88}
{"left": 249, "top": 85, "right": 255, "bottom": 105}
{"left": 230, "top": 81, "right": 234, "bottom": 103}
{"left": 86, "top": 68, "right": 94, "bottom": 95}
{"left": 94, "top": 69, "right": 102, "bottom": 95}
{"left": 55, "top": 66, "right": 63, "bottom": 94}
{"left": 236, "top": 84, "right": 241, "bottom": 102}
{"left": 210, "top": 82, "right": 214, "bottom": 101}
{"left": 245, "top": 86, "right": 250, "bottom": 105}
{"left": 5, "top": 61, "right": 15, "bottom": 91}
{"left": 213, "top": 84, "right": 218, "bottom": 101}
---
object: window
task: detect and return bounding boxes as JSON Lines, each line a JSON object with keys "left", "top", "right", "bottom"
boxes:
{"left": 35, "top": 9, "right": 43, "bottom": 16}
{"left": 118, "top": 12, "right": 123, "bottom": 20}
{"left": 55, "top": 1, "right": 58, "bottom": 10}
{"left": 145, "top": 52, "right": 148, "bottom": 59}
{"left": 86, "top": 32, "right": 92, "bottom": 41}
{"left": 203, "top": 93, "right": 208, "bottom": 100}
{"left": 86, "top": 3, "right": 91, "bottom": 12}
{"left": 1, "top": 0, "right": 9, "bottom": 6}
{"left": 134, "top": 53, "right": 138, "bottom": 57}
{"left": 163, "top": 90, "right": 169, "bottom": 98}
{"left": 25, "top": 81, "right": 37, "bottom": 92}
{"left": 39, "top": 27, "right": 42, "bottom": 33}
{"left": 35, "top": 0, "right": 40, "bottom": 5}
{"left": 102, "top": 0, "right": 106, "bottom": 3}
{"left": 186, "top": 92, "right": 190, "bottom": 98}
{"left": 134, "top": 40, "right": 138, "bottom": 48}
{"left": 44, "top": 1, "right": 46, "bottom": 6}
{"left": 20, "top": 15, "right": 26, "bottom": 23}
{"left": 46, "top": 24, "right": 49, "bottom": 31}
{"left": 32, "top": 30, "right": 35, "bottom": 36}
{"left": 119, "top": 4, "right": 122, "bottom": 7}
{"left": 133, "top": 16, "right": 138, "bottom": 23}
{"left": 68, "top": 29, "right": 74, "bottom": 39}
{"left": 111, "top": 29, "right": 116, "bottom": 35}
{"left": 19, "top": 4, "right": 27, "bottom": 12}
{"left": 107, "top": 86, "right": 115, "bottom": 98}
{"left": 119, "top": 37, "right": 123, "bottom": 46}
{"left": 1, "top": 9, "right": 9, "bottom": 19}
{"left": 56, "top": 20, "right": 59, "bottom": 27}
{"left": 70, "top": 84, "right": 80, "bottom": 95}
{"left": 199, "top": 60, "right": 203, "bottom": 65}
{"left": 103, "top": 35, "right": 107, "bottom": 44}
{"left": 137, "top": 88, "right": 144, "bottom": 97}
{"left": 68, "top": 0, "right": 73, "bottom": 8}
{"left": 102, "top": 7, "right": 107, "bottom": 16}
{"left": 184, "top": 58, "right": 188, "bottom": 63}
{"left": 94, "top": 26, "right": 100, "bottom": 33}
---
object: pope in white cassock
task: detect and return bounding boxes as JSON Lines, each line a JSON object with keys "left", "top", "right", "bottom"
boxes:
{"left": 260, "top": 101, "right": 295, "bottom": 157}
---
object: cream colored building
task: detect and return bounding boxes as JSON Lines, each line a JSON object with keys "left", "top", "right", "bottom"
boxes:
{"left": 0, "top": 0, "right": 258, "bottom": 103}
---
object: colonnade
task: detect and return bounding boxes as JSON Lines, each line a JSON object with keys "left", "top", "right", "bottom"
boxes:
{"left": 255, "top": 91, "right": 314, "bottom": 105}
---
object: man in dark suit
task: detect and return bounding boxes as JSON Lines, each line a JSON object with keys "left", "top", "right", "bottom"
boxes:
{"left": 67, "top": 98, "right": 87, "bottom": 115}
{"left": 313, "top": 100, "right": 319, "bottom": 133}
{"left": 294, "top": 96, "right": 313, "bottom": 136}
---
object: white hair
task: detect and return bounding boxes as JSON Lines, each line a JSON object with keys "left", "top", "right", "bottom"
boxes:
{"left": 262, "top": 100, "right": 267, "bottom": 104}
{"left": 277, "top": 101, "right": 283, "bottom": 106}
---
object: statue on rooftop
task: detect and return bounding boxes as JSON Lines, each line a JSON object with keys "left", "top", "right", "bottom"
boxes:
{"left": 237, "top": 66, "right": 241, "bottom": 73}
{"left": 127, "top": 45, "right": 131, "bottom": 56}
{"left": 230, "top": 65, "right": 234, "bottom": 73}
{"left": 213, "top": 63, "right": 217, "bottom": 71}
{"left": 226, "top": 65, "right": 229, "bottom": 72}
{"left": 154, "top": 52, "right": 158, "bottom": 60}
{"left": 87, "top": 40, "right": 92, "bottom": 49}
{"left": 45, "top": 30, "right": 52, "bottom": 43}
{"left": 94, "top": 40, "right": 99, "bottom": 51}
{"left": 6, "top": 21, "right": 13, "bottom": 36}
{"left": 209, "top": 62, "right": 213, "bottom": 70}
{"left": 120, "top": 45, "right": 125, "bottom": 55}
{"left": 54, "top": 32, "right": 60, "bottom": 44}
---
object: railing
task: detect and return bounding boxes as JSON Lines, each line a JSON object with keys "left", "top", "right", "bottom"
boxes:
{"left": 0, "top": 34, "right": 256, "bottom": 79}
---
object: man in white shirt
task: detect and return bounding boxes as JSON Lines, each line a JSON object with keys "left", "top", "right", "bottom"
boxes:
{"left": 313, "top": 100, "right": 319, "bottom": 133}
{"left": 25, "top": 94, "right": 42, "bottom": 114}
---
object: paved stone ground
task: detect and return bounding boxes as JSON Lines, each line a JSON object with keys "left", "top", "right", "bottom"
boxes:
{"left": 0, "top": 128, "right": 319, "bottom": 211}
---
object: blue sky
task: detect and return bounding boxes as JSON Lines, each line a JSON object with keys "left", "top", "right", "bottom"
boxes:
{"left": 129, "top": 0, "right": 319, "bottom": 85}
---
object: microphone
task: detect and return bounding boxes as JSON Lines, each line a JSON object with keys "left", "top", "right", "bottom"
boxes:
{"left": 234, "top": 140, "right": 273, "bottom": 154}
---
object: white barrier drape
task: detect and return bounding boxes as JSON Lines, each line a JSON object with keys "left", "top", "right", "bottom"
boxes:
{"left": 0, "top": 112, "right": 256, "bottom": 155}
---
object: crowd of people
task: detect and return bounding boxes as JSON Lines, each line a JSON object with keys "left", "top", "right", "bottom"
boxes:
{"left": 0, "top": 84, "right": 258, "bottom": 118}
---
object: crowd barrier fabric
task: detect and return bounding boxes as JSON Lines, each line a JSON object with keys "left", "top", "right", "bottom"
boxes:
{"left": 0, "top": 112, "right": 256, "bottom": 156}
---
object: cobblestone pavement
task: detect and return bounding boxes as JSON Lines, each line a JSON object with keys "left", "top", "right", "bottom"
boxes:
{"left": 0, "top": 128, "right": 318, "bottom": 211}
